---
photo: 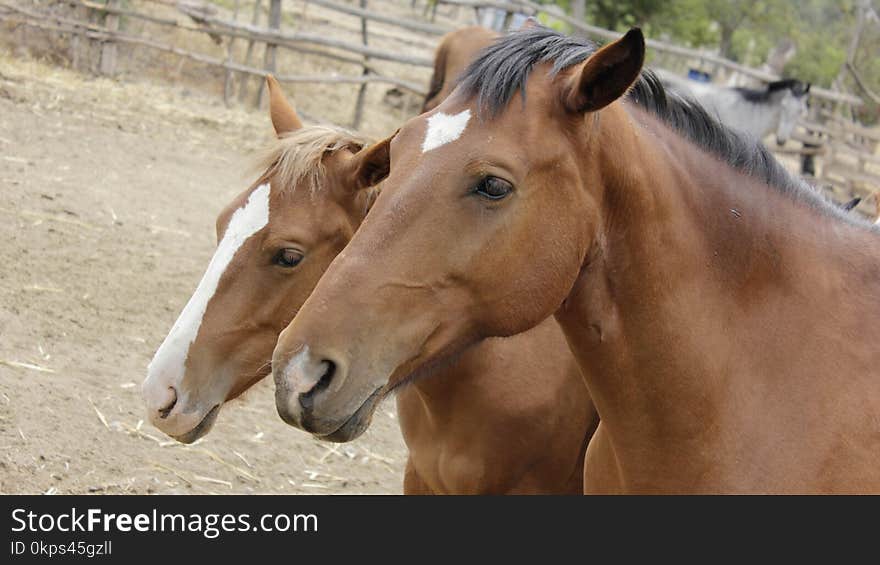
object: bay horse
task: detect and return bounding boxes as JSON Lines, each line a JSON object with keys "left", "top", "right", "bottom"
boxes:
{"left": 422, "top": 26, "right": 498, "bottom": 113}
{"left": 142, "top": 76, "right": 596, "bottom": 493}
{"left": 271, "top": 27, "right": 880, "bottom": 493}
{"left": 657, "top": 69, "right": 810, "bottom": 145}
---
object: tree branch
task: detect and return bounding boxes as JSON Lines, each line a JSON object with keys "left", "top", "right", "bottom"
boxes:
{"left": 846, "top": 62, "right": 880, "bottom": 105}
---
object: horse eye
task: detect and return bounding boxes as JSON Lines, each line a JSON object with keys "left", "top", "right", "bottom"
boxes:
{"left": 273, "top": 248, "right": 304, "bottom": 268}
{"left": 474, "top": 177, "right": 513, "bottom": 200}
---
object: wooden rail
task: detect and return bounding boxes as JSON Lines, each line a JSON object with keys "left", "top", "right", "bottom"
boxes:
{"left": 0, "top": 10, "right": 427, "bottom": 94}
{"left": 4, "top": 0, "right": 871, "bottom": 181}
{"left": 305, "top": 0, "right": 451, "bottom": 35}
{"left": 436, "top": 0, "right": 863, "bottom": 107}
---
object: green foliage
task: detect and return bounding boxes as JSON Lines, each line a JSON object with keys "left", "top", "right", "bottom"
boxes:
{"left": 729, "top": 27, "right": 774, "bottom": 67}
{"left": 585, "top": 0, "right": 667, "bottom": 30}
{"left": 768, "top": 0, "right": 855, "bottom": 86}
{"left": 648, "top": 0, "right": 717, "bottom": 47}
{"left": 784, "top": 35, "right": 848, "bottom": 86}
{"left": 552, "top": 0, "right": 878, "bottom": 93}
{"left": 537, "top": 11, "right": 570, "bottom": 33}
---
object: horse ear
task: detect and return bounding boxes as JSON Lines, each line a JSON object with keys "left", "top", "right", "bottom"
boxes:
{"left": 350, "top": 133, "right": 395, "bottom": 190}
{"left": 266, "top": 75, "right": 303, "bottom": 136}
{"left": 564, "top": 28, "right": 645, "bottom": 114}
{"left": 518, "top": 17, "right": 540, "bottom": 30}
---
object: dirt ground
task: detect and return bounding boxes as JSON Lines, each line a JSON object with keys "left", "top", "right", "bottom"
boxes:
{"left": 0, "top": 51, "right": 410, "bottom": 494}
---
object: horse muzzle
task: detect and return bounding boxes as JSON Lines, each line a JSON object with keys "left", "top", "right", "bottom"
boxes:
{"left": 272, "top": 344, "right": 383, "bottom": 442}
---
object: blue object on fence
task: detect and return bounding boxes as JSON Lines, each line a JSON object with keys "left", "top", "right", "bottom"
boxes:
{"left": 687, "top": 69, "right": 712, "bottom": 83}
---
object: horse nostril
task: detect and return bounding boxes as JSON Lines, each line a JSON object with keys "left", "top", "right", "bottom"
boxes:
{"left": 298, "top": 360, "right": 336, "bottom": 411}
{"left": 158, "top": 387, "right": 178, "bottom": 419}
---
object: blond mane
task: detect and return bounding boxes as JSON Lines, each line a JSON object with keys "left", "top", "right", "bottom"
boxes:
{"left": 253, "top": 125, "right": 372, "bottom": 195}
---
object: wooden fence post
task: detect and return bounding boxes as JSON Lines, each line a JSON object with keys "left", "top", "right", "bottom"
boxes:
{"left": 255, "top": 0, "right": 282, "bottom": 108}
{"left": 571, "top": 0, "right": 585, "bottom": 22}
{"left": 238, "top": 0, "right": 264, "bottom": 103}
{"left": 68, "top": 1, "right": 86, "bottom": 70}
{"left": 352, "top": 0, "right": 369, "bottom": 130}
{"left": 502, "top": 10, "right": 513, "bottom": 30}
{"left": 224, "top": 0, "right": 241, "bottom": 105}
{"left": 99, "top": 0, "right": 120, "bottom": 75}
{"left": 3, "top": 0, "right": 862, "bottom": 111}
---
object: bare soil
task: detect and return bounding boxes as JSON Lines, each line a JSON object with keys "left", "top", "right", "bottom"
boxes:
{"left": 0, "top": 52, "right": 408, "bottom": 495}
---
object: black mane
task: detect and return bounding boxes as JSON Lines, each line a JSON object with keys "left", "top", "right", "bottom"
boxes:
{"left": 734, "top": 79, "right": 809, "bottom": 103}
{"left": 733, "top": 86, "right": 774, "bottom": 103}
{"left": 457, "top": 26, "right": 853, "bottom": 220}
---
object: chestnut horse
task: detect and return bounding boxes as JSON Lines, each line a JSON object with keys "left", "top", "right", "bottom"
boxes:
{"left": 272, "top": 27, "right": 880, "bottom": 493}
{"left": 422, "top": 26, "right": 498, "bottom": 112}
{"left": 142, "top": 77, "right": 595, "bottom": 493}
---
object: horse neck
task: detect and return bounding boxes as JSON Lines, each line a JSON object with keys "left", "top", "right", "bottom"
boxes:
{"left": 556, "top": 104, "right": 880, "bottom": 455}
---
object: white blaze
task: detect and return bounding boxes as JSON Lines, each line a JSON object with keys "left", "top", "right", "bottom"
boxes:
{"left": 146, "top": 184, "right": 271, "bottom": 383}
{"left": 421, "top": 109, "right": 471, "bottom": 153}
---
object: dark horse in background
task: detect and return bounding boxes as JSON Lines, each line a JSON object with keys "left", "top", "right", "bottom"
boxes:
{"left": 422, "top": 26, "right": 498, "bottom": 112}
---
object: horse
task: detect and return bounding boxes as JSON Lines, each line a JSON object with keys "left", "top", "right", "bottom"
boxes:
{"left": 422, "top": 26, "right": 498, "bottom": 113}
{"left": 142, "top": 76, "right": 596, "bottom": 494}
{"left": 656, "top": 69, "right": 810, "bottom": 146}
{"left": 271, "top": 26, "right": 880, "bottom": 493}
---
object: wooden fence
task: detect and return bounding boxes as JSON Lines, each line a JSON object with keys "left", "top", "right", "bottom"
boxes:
{"left": 434, "top": 0, "right": 878, "bottom": 212}
{"left": 4, "top": 0, "right": 865, "bottom": 104}
{"left": 2, "top": 0, "right": 867, "bottom": 111}
{"left": 433, "top": 0, "right": 864, "bottom": 109}
{"left": 1, "top": 0, "right": 876, "bottom": 210}
{"left": 797, "top": 112, "right": 880, "bottom": 211}
{"left": 0, "top": 0, "right": 440, "bottom": 128}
